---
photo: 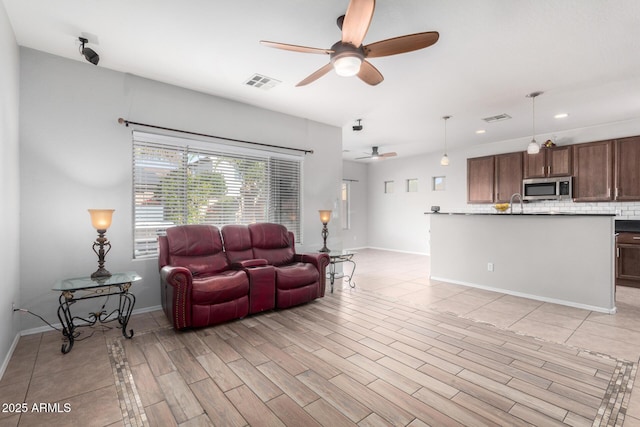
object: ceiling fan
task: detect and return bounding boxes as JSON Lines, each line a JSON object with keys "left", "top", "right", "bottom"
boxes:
{"left": 260, "top": 0, "right": 439, "bottom": 86}
{"left": 356, "top": 146, "right": 397, "bottom": 160}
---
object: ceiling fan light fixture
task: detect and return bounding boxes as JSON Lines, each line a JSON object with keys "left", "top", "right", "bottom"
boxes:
{"left": 333, "top": 55, "right": 362, "bottom": 77}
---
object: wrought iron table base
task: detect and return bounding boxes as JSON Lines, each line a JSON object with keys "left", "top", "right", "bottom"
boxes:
{"left": 56, "top": 284, "right": 136, "bottom": 354}
{"left": 327, "top": 253, "right": 357, "bottom": 293}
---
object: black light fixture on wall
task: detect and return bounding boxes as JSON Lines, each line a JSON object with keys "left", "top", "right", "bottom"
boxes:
{"left": 79, "top": 37, "right": 100, "bottom": 66}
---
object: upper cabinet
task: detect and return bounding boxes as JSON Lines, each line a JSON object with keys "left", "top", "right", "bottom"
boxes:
{"left": 495, "top": 152, "right": 523, "bottom": 202}
{"left": 467, "top": 156, "right": 495, "bottom": 204}
{"left": 523, "top": 146, "right": 572, "bottom": 178}
{"left": 467, "top": 152, "right": 522, "bottom": 204}
{"left": 615, "top": 136, "right": 640, "bottom": 201}
{"left": 572, "top": 140, "right": 614, "bottom": 202}
{"left": 467, "top": 135, "right": 640, "bottom": 204}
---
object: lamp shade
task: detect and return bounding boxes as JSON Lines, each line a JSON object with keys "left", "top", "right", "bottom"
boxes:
{"left": 318, "top": 210, "right": 332, "bottom": 224}
{"left": 440, "top": 154, "right": 450, "bottom": 166}
{"left": 88, "top": 209, "right": 115, "bottom": 230}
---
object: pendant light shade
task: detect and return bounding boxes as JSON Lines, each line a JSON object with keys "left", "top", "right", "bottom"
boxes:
{"left": 526, "top": 91, "right": 543, "bottom": 155}
{"left": 440, "top": 115, "right": 451, "bottom": 166}
{"left": 527, "top": 139, "right": 540, "bottom": 154}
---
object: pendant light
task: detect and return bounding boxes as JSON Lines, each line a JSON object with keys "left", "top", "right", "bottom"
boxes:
{"left": 526, "top": 91, "right": 543, "bottom": 154}
{"left": 440, "top": 115, "right": 451, "bottom": 166}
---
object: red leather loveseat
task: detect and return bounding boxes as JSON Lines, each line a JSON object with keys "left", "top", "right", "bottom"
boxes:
{"left": 159, "top": 223, "right": 329, "bottom": 330}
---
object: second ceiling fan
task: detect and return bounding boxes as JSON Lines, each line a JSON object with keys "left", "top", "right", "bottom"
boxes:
{"left": 260, "top": 0, "right": 439, "bottom": 86}
{"left": 356, "top": 146, "right": 397, "bottom": 160}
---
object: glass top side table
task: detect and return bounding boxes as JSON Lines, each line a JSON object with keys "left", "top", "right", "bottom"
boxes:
{"left": 53, "top": 271, "right": 141, "bottom": 353}
{"left": 326, "top": 250, "right": 357, "bottom": 293}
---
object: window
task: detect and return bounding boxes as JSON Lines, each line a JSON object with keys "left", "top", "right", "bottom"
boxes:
{"left": 132, "top": 131, "right": 303, "bottom": 258}
{"left": 406, "top": 178, "right": 418, "bottom": 192}
{"left": 432, "top": 176, "right": 446, "bottom": 191}
{"left": 384, "top": 181, "right": 394, "bottom": 193}
{"left": 341, "top": 181, "right": 350, "bottom": 230}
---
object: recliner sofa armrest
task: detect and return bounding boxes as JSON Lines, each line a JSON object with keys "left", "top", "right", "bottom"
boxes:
{"left": 231, "top": 259, "right": 269, "bottom": 269}
{"left": 160, "top": 265, "right": 193, "bottom": 330}
{"left": 295, "top": 252, "right": 330, "bottom": 297}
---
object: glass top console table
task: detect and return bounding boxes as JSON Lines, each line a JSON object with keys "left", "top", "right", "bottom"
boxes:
{"left": 326, "top": 250, "right": 357, "bottom": 293}
{"left": 52, "top": 271, "right": 141, "bottom": 353}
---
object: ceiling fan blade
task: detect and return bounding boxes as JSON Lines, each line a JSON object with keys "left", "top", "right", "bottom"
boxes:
{"left": 380, "top": 152, "right": 397, "bottom": 158}
{"left": 341, "top": 0, "right": 376, "bottom": 47}
{"left": 354, "top": 155, "right": 372, "bottom": 160}
{"left": 260, "top": 40, "right": 333, "bottom": 55}
{"left": 357, "top": 60, "right": 384, "bottom": 86}
{"left": 296, "top": 63, "right": 334, "bottom": 87}
{"left": 364, "top": 31, "right": 439, "bottom": 58}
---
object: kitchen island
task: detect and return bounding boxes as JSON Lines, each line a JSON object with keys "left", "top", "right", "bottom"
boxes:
{"left": 429, "top": 213, "right": 616, "bottom": 313}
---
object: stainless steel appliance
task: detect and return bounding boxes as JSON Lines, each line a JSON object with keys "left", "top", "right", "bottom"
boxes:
{"left": 522, "top": 176, "right": 572, "bottom": 201}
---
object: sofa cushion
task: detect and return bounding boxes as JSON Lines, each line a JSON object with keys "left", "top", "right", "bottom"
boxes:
{"left": 166, "top": 225, "right": 229, "bottom": 275}
{"left": 249, "top": 223, "right": 295, "bottom": 266}
{"left": 275, "top": 263, "right": 319, "bottom": 290}
{"left": 221, "top": 224, "right": 254, "bottom": 264}
{"left": 191, "top": 270, "right": 249, "bottom": 305}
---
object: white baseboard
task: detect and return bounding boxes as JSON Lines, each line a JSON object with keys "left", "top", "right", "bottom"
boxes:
{"left": 430, "top": 276, "right": 617, "bottom": 314}
{"left": 19, "top": 304, "right": 163, "bottom": 337}
{"left": 364, "top": 246, "right": 430, "bottom": 256}
{"left": 1, "top": 304, "right": 162, "bottom": 381}
{"left": 0, "top": 332, "right": 21, "bottom": 381}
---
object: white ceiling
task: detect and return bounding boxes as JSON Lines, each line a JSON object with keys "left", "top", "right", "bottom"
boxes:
{"left": 4, "top": 0, "right": 640, "bottom": 161}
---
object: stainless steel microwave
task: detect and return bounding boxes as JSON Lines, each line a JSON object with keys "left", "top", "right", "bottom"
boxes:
{"left": 522, "top": 176, "right": 573, "bottom": 201}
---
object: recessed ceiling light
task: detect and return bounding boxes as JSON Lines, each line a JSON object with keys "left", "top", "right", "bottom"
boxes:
{"left": 554, "top": 113, "right": 569, "bottom": 119}
{"left": 476, "top": 129, "right": 486, "bottom": 134}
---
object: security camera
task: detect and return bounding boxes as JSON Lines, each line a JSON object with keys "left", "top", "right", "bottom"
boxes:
{"left": 352, "top": 119, "right": 363, "bottom": 131}
{"left": 79, "top": 37, "right": 100, "bottom": 66}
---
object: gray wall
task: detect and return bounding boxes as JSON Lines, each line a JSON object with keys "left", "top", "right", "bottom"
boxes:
{"left": 0, "top": 2, "right": 21, "bottom": 372}
{"left": 342, "top": 160, "right": 368, "bottom": 250}
{"left": 18, "top": 48, "right": 342, "bottom": 331}
{"left": 430, "top": 214, "right": 615, "bottom": 312}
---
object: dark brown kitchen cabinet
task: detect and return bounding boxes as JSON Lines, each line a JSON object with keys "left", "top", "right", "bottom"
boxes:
{"left": 523, "top": 146, "right": 572, "bottom": 178}
{"left": 572, "top": 140, "right": 614, "bottom": 202}
{"left": 494, "top": 152, "right": 523, "bottom": 202}
{"left": 616, "top": 232, "right": 640, "bottom": 288}
{"left": 615, "top": 136, "right": 640, "bottom": 201}
{"left": 467, "top": 156, "right": 494, "bottom": 203}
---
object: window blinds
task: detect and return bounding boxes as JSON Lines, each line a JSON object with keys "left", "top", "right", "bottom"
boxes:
{"left": 132, "top": 131, "right": 303, "bottom": 258}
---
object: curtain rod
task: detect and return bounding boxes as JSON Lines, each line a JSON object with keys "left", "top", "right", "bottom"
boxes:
{"left": 117, "top": 118, "right": 314, "bottom": 155}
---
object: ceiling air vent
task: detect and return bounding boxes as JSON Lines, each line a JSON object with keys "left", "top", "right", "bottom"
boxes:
{"left": 482, "top": 113, "right": 512, "bottom": 123}
{"left": 244, "top": 74, "right": 281, "bottom": 91}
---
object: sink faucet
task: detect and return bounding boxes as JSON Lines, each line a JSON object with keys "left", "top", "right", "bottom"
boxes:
{"left": 509, "top": 193, "right": 524, "bottom": 214}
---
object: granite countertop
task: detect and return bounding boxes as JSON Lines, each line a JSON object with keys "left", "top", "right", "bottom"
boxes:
{"left": 425, "top": 212, "right": 616, "bottom": 217}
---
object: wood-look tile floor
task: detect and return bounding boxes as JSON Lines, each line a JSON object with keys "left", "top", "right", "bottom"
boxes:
{"left": 2, "top": 249, "right": 640, "bottom": 426}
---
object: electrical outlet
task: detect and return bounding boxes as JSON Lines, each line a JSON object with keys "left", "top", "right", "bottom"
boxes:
{"left": 487, "top": 262, "right": 494, "bottom": 272}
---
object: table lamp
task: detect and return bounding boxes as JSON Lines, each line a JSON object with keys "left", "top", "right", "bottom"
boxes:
{"left": 88, "top": 209, "right": 114, "bottom": 278}
{"left": 319, "top": 210, "right": 332, "bottom": 253}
